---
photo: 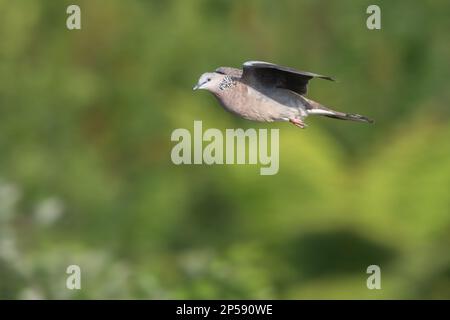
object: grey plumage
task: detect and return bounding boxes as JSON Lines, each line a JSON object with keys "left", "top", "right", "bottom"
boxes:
{"left": 194, "top": 61, "right": 373, "bottom": 128}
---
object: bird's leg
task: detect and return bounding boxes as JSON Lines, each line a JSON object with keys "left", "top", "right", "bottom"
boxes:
{"left": 289, "top": 118, "right": 307, "bottom": 129}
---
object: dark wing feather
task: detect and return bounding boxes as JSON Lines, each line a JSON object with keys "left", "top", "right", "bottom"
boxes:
{"left": 240, "top": 61, "right": 334, "bottom": 95}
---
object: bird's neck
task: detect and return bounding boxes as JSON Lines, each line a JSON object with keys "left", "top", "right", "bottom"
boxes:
{"left": 218, "top": 76, "right": 236, "bottom": 91}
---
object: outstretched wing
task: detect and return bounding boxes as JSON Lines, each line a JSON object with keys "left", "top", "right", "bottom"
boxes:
{"left": 240, "top": 61, "right": 334, "bottom": 95}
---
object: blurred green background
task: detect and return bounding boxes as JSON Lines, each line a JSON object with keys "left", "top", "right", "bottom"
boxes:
{"left": 1, "top": 0, "right": 449, "bottom": 299}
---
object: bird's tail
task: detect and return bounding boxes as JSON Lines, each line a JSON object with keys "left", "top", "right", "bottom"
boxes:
{"left": 305, "top": 99, "right": 374, "bottom": 124}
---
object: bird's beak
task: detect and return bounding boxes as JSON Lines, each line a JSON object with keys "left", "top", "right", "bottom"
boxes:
{"left": 193, "top": 80, "right": 207, "bottom": 91}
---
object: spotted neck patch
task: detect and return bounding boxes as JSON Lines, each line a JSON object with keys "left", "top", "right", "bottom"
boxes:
{"left": 218, "top": 76, "right": 236, "bottom": 91}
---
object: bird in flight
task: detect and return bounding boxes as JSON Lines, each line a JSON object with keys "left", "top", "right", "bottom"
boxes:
{"left": 193, "top": 61, "right": 373, "bottom": 128}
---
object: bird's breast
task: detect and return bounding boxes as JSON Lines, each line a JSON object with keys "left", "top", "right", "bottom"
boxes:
{"left": 214, "top": 84, "right": 300, "bottom": 122}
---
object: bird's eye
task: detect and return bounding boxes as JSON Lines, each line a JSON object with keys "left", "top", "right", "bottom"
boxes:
{"left": 207, "top": 78, "right": 211, "bottom": 82}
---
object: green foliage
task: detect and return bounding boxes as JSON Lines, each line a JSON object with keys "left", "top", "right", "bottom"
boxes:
{"left": 0, "top": 0, "right": 449, "bottom": 299}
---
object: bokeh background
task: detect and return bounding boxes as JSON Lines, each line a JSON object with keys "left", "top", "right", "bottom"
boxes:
{"left": 1, "top": 0, "right": 449, "bottom": 299}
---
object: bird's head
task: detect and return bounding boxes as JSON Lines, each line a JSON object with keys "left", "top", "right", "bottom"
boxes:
{"left": 193, "top": 72, "right": 224, "bottom": 92}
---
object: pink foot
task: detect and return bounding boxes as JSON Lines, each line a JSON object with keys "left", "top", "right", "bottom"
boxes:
{"left": 289, "top": 118, "right": 307, "bottom": 129}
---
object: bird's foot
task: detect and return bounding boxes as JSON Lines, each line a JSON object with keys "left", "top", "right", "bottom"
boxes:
{"left": 289, "top": 118, "right": 307, "bottom": 129}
